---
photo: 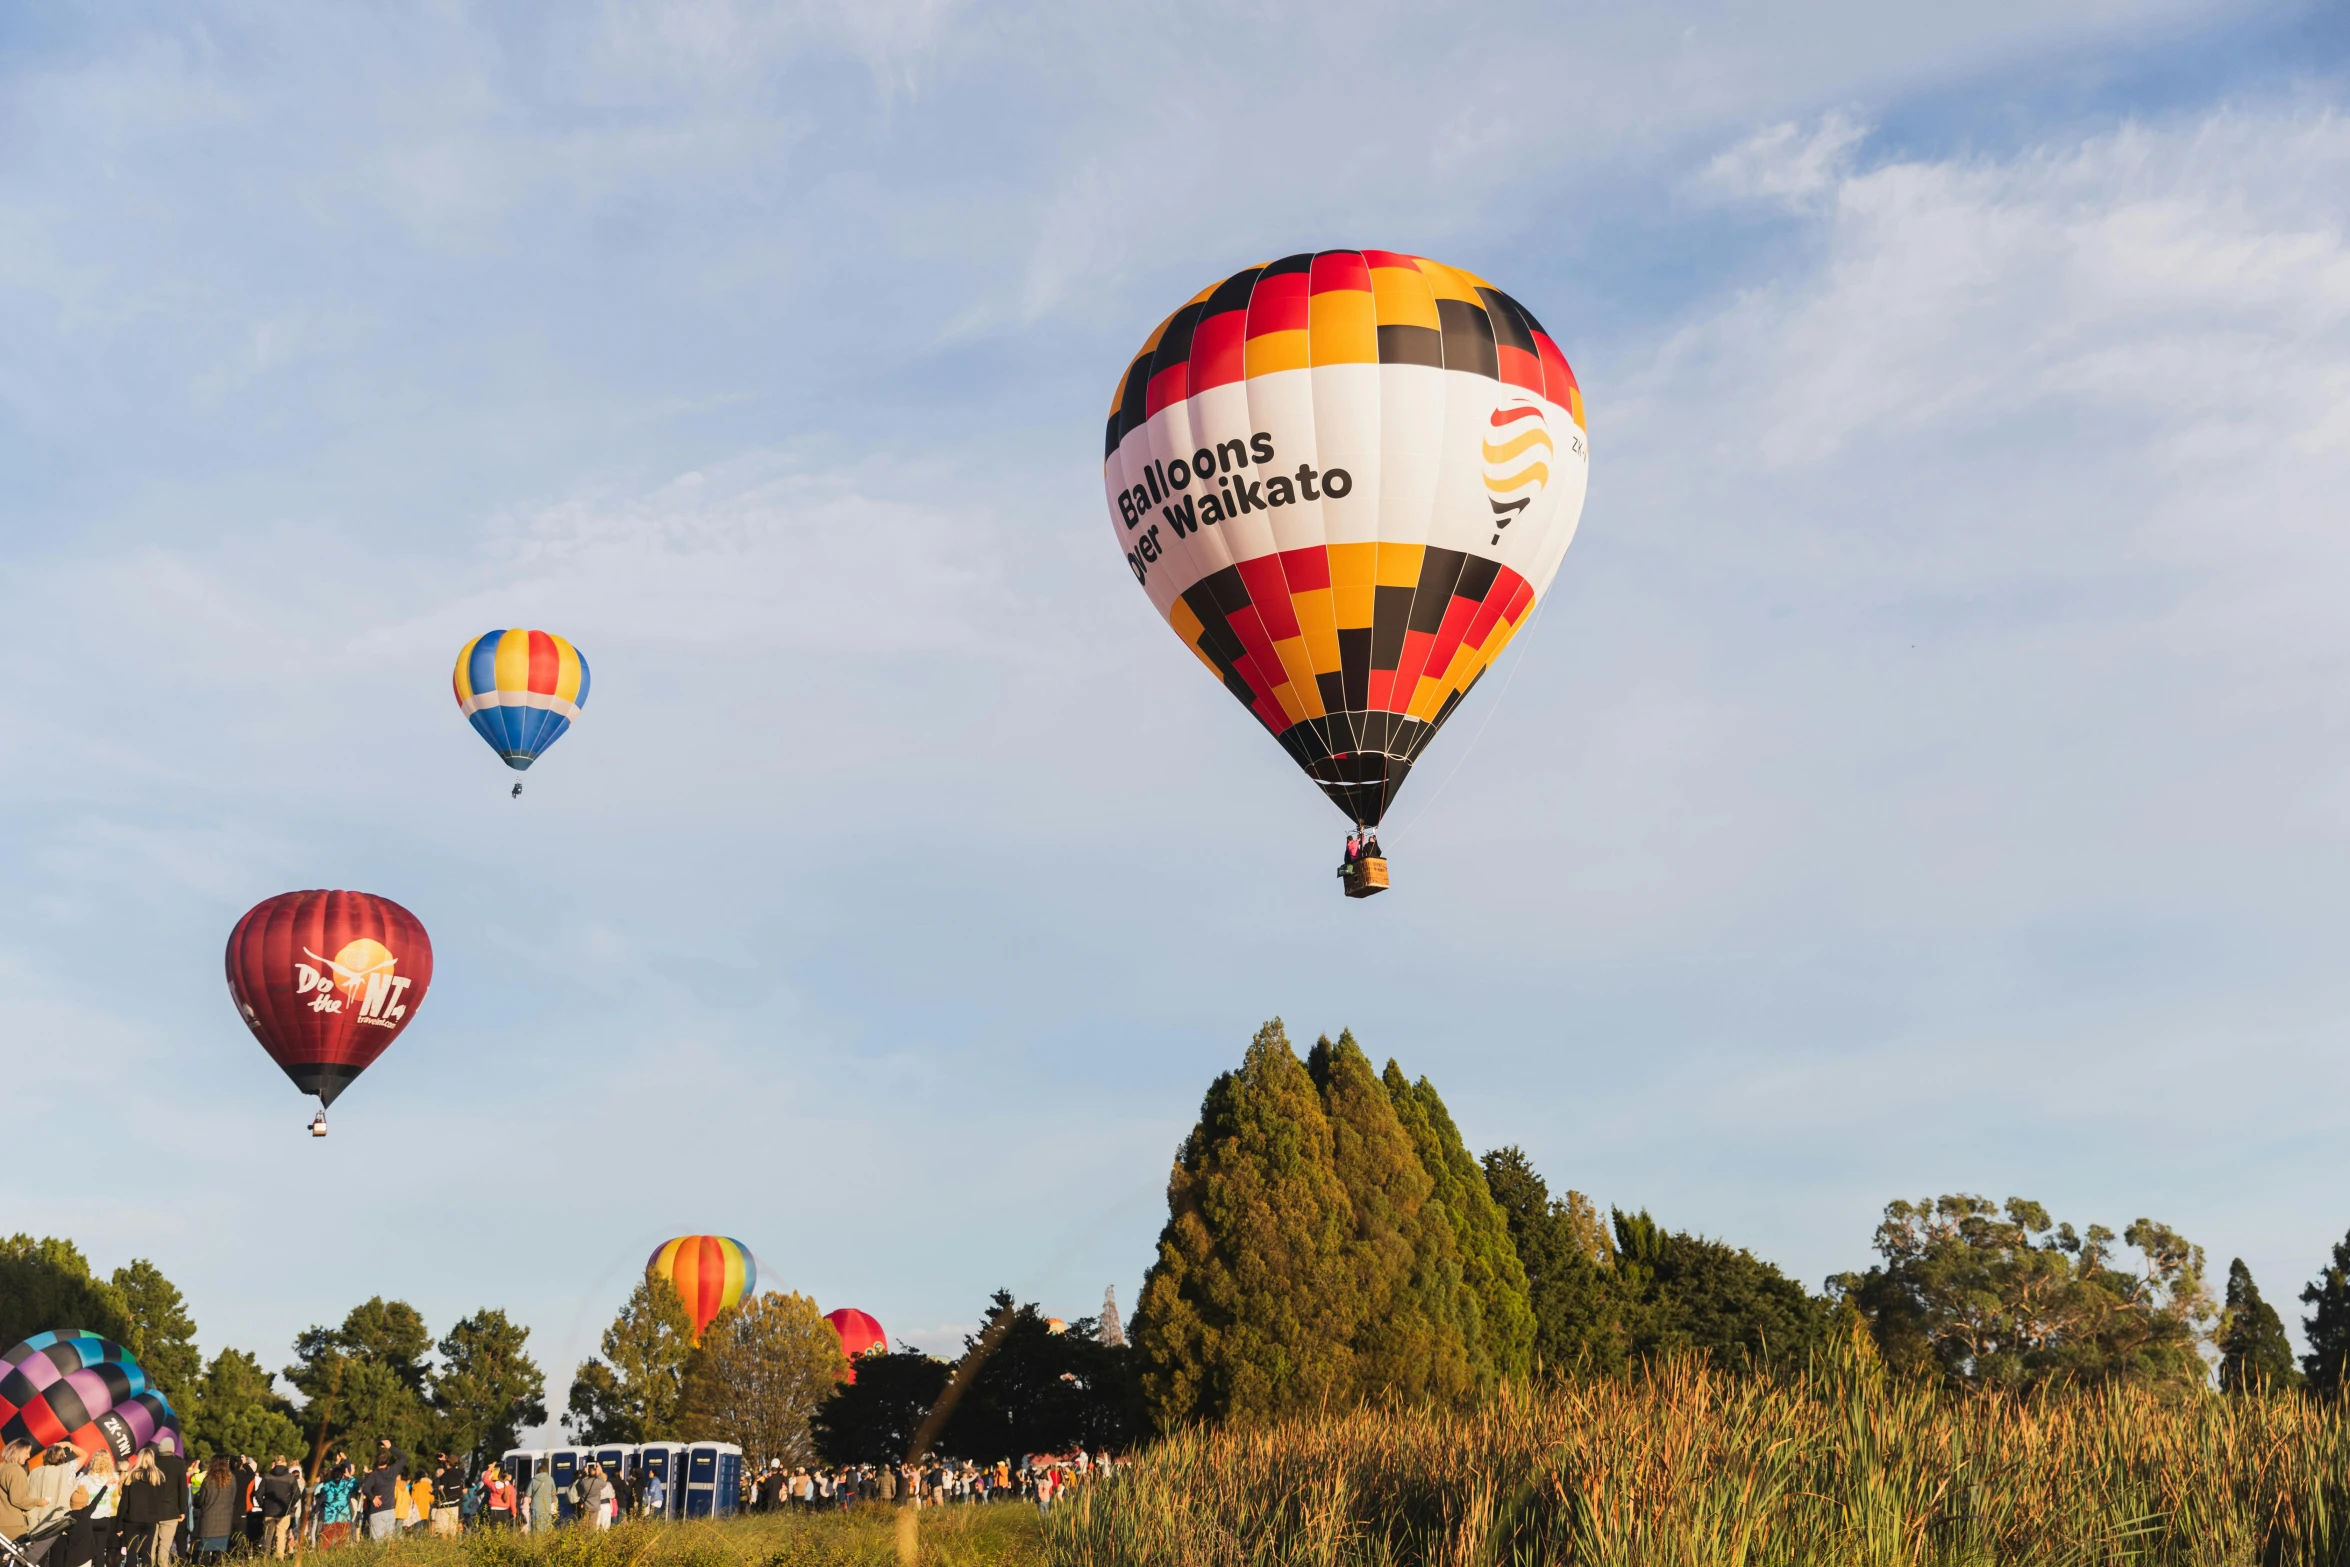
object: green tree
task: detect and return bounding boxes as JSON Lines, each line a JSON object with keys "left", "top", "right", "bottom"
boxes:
{"left": 936, "top": 1290, "right": 1153, "bottom": 1460}
{"left": 430, "top": 1310, "right": 545, "bottom": 1466}
{"left": 0, "top": 1236, "right": 135, "bottom": 1351}
{"left": 677, "top": 1292, "right": 845, "bottom": 1466}
{"left": 2217, "top": 1258, "right": 2301, "bottom": 1394}
{"left": 184, "top": 1349, "right": 303, "bottom": 1461}
{"left": 1384, "top": 1063, "right": 1536, "bottom": 1387}
{"left": 1308, "top": 1032, "right": 1472, "bottom": 1405}
{"left": 1614, "top": 1210, "right": 1823, "bottom": 1367}
{"left": 565, "top": 1275, "right": 694, "bottom": 1442}
{"left": 110, "top": 1260, "right": 200, "bottom": 1411}
{"left": 2301, "top": 1228, "right": 2350, "bottom": 1397}
{"left": 1481, "top": 1148, "right": 1624, "bottom": 1375}
{"left": 812, "top": 1348, "right": 951, "bottom": 1466}
{"left": 1132, "top": 1018, "right": 1360, "bottom": 1427}
{"left": 1834, "top": 1195, "right": 2213, "bottom": 1391}
{"left": 285, "top": 1298, "right": 436, "bottom": 1457}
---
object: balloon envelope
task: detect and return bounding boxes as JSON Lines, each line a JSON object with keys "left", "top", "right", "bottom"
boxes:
{"left": 0, "top": 1332, "right": 180, "bottom": 1460}
{"left": 1103, "top": 249, "right": 1588, "bottom": 827}
{"left": 453, "top": 629, "right": 590, "bottom": 771}
{"left": 823, "top": 1308, "right": 887, "bottom": 1376}
{"left": 226, "top": 890, "right": 434, "bottom": 1108}
{"left": 647, "top": 1236, "right": 755, "bottom": 1343}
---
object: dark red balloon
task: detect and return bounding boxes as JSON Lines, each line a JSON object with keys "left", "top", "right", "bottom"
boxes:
{"left": 226, "top": 890, "right": 433, "bottom": 1107}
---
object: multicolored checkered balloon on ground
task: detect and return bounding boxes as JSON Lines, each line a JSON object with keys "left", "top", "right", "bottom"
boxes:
{"left": 0, "top": 1331, "right": 181, "bottom": 1459}
{"left": 1104, "top": 250, "right": 1588, "bottom": 828}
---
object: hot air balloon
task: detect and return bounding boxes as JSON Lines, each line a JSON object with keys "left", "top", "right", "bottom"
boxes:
{"left": 823, "top": 1308, "right": 887, "bottom": 1381}
{"left": 1103, "top": 251, "right": 1588, "bottom": 894}
{"left": 1, "top": 1332, "right": 182, "bottom": 1460}
{"left": 453, "top": 630, "right": 590, "bottom": 792}
{"left": 647, "top": 1236, "right": 756, "bottom": 1343}
{"left": 226, "top": 890, "right": 434, "bottom": 1133}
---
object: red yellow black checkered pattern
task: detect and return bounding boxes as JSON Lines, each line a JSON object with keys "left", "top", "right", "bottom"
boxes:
{"left": 1103, "top": 250, "right": 1588, "bottom": 828}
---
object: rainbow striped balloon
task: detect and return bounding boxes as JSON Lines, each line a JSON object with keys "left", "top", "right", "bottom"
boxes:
{"left": 452, "top": 629, "right": 590, "bottom": 771}
{"left": 648, "top": 1235, "right": 756, "bottom": 1342}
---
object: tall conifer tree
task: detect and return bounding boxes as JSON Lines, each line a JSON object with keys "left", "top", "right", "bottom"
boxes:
{"left": 1132, "top": 1019, "right": 1359, "bottom": 1427}
{"left": 2218, "top": 1258, "right": 2301, "bottom": 1393}
{"left": 1384, "top": 1062, "right": 1536, "bottom": 1386}
{"left": 2303, "top": 1229, "right": 2350, "bottom": 1397}
{"left": 1308, "top": 1031, "right": 1473, "bottom": 1404}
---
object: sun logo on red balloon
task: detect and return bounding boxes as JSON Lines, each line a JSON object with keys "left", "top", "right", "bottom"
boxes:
{"left": 295, "top": 939, "right": 412, "bottom": 1025}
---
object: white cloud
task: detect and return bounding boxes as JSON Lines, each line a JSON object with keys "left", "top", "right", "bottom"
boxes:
{"left": 1697, "top": 109, "right": 1870, "bottom": 204}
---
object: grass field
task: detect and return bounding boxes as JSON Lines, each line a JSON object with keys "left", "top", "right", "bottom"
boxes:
{"left": 284, "top": 1509, "right": 1047, "bottom": 1567}
{"left": 1041, "top": 1350, "right": 2350, "bottom": 1566}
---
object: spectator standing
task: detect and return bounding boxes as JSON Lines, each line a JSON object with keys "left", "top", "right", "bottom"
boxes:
{"left": 114, "top": 1451, "right": 176, "bottom": 1567}
{"left": 520, "top": 1467, "right": 548, "bottom": 1534}
{"left": 313, "top": 1463, "right": 355, "bottom": 1550}
{"left": 428, "top": 1457, "right": 463, "bottom": 1538}
{"left": 640, "top": 1467, "right": 664, "bottom": 1519}
{"left": 256, "top": 1462, "right": 297, "bottom": 1560}
{"left": 150, "top": 1445, "right": 187, "bottom": 1566}
{"left": 59, "top": 1447, "right": 121, "bottom": 1567}
{"left": 574, "top": 1465, "right": 612, "bottom": 1532}
{"left": 480, "top": 1464, "right": 515, "bottom": 1530}
{"left": 355, "top": 1444, "right": 405, "bottom": 1543}
{"left": 191, "top": 1459, "right": 235, "bottom": 1558}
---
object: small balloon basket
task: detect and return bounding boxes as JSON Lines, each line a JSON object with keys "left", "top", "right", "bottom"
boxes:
{"left": 1340, "top": 857, "right": 1390, "bottom": 899}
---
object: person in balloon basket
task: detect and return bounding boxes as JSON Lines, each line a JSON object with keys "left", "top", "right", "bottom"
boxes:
{"left": 255, "top": 1461, "right": 298, "bottom": 1560}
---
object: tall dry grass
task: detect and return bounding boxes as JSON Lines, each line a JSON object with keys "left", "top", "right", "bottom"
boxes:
{"left": 1043, "top": 1348, "right": 2350, "bottom": 1566}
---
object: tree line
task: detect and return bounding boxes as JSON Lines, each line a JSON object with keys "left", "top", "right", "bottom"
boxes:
{"left": 0, "top": 1236, "right": 543, "bottom": 1465}
{"left": 1125, "top": 1019, "right": 2350, "bottom": 1427}
{"left": 566, "top": 1278, "right": 1149, "bottom": 1463}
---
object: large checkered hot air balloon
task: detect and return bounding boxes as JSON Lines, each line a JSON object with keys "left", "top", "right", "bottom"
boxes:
{"left": 1103, "top": 251, "right": 1588, "bottom": 892}
{"left": 1, "top": 1333, "right": 181, "bottom": 1460}
{"left": 648, "top": 1236, "right": 756, "bottom": 1343}
{"left": 453, "top": 630, "right": 590, "bottom": 789}
{"left": 226, "top": 890, "right": 434, "bottom": 1134}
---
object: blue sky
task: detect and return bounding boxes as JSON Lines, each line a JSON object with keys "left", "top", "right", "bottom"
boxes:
{"left": 5, "top": 0, "right": 2349, "bottom": 1419}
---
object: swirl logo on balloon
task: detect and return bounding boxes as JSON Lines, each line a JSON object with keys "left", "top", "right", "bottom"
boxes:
{"left": 1483, "top": 399, "right": 1554, "bottom": 545}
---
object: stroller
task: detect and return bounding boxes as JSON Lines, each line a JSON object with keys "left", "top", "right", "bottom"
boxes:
{"left": 0, "top": 1508, "right": 74, "bottom": 1567}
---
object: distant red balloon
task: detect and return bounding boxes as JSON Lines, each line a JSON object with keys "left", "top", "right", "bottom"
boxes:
{"left": 825, "top": 1308, "right": 887, "bottom": 1380}
{"left": 225, "top": 890, "right": 434, "bottom": 1110}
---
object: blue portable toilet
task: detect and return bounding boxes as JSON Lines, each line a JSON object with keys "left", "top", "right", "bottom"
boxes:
{"left": 501, "top": 1449, "right": 545, "bottom": 1491}
{"left": 548, "top": 1447, "right": 588, "bottom": 1521}
{"left": 636, "top": 1443, "right": 686, "bottom": 1519}
{"left": 592, "top": 1444, "right": 637, "bottom": 1516}
{"left": 681, "top": 1442, "right": 741, "bottom": 1518}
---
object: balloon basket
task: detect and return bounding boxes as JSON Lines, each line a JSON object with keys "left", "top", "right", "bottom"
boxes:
{"left": 310, "top": 1112, "right": 329, "bottom": 1138}
{"left": 1341, "top": 858, "right": 1390, "bottom": 898}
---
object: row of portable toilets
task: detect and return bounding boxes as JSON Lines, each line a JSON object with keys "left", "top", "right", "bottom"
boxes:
{"left": 499, "top": 1441, "right": 744, "bottom": 1521}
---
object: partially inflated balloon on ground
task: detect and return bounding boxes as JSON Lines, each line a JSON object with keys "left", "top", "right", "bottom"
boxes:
{"left": 1, "top": 1332, "right": 181, "bottom": 1459}
{"left": 1103, "top": 250, "right": 1588, "bottom": 832}
{"left": 226, "top": 890, "right": 434, "bottom": 1112}
{"left": 648, "top": 1236, "right": 756, "bottom": 1342}
{"left": 824, "top": 1308, "right": 887, "bottom": 1380}
{"left": 453, "top": 630, "right": 590, "bottom": 771}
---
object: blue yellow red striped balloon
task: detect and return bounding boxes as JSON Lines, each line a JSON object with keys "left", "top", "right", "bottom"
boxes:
{"left": 647, "top": 1236, "right": 756, "bottom": 1342}
{"left": 452, "top": 629, "right": 590, "bottom": 771}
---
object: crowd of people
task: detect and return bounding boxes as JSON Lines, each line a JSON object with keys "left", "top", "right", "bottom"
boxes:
{"left": 741, "top": 1448, "right": 1111, "bottom": 1515}
{"left": 1, "top": 1438, "right": 499, "bottom": 1565}
{"left": 2, "top": 1435, "right": 1119, "bottom": 1562}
